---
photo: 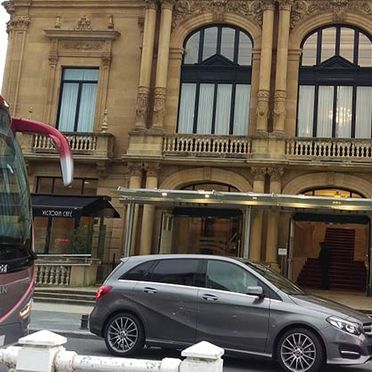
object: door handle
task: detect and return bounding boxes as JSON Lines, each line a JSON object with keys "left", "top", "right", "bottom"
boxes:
{"left": 144, "top": 287, "right": 157, "bottom": 294}
{"left": 202, "top": 294, "right": 218, "bottom": 301}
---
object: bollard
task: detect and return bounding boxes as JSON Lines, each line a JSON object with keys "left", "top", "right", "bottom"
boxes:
{"left": 80, "top": 314, "right": 89, "bottom": 329}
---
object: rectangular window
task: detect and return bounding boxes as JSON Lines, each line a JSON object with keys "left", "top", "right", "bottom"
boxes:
{"left": 36, "top": 177, "right": 97, "bottom": 195}
{"left": 298, "top": 86, "right": 315, "bottom": 137}
{"left": 57, "top": 68, "right": 99, "bottom": 132}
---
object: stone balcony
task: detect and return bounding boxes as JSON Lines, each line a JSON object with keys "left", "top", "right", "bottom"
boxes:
{"left": 127, "top": 131, "right": 372, "bottom": 166}
{"left": 19, "top": 132, "right": 115, "bottom": 168}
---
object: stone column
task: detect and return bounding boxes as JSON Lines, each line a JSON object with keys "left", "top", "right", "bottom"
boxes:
{"left": 273, "top": 0, "right": 293, "bottom": 134}
{"left": 127, "top": 162, "right": 143, "bottom": 255}
{"left": 135, "top": 0, "right": 157, "bottom": 129}
{"left": 139, "top": 163, "right": 159, "bottom": 255}
{"left": 265, "top": 168, "right": 284, "bottom": 269}
{"left": 152, "top": 0, "right": 175, "bottom": 130}
{"left": 249, "top": 167, "right": 266, "bottom": 261}
{"left": 2, "top": 14, "right": 31, "bottom": 115}
{"left": 256, "top": 0, "right": 275, "bottom": 133}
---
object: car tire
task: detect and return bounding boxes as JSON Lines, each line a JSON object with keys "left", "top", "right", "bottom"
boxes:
{"left": 276, "top": 327, "right": 325, "bottom": 372}
{"left": 104, "top": 313, "right": 145, "bottom": 357}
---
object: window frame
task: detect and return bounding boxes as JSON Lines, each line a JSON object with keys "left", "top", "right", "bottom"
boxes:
{"left": 56, "top": 67, "right": 99, "bottom": 133}
{"left": 178, "top": 25, "right": 253, "bottom": 135}
{"left": 297, "top": 25, "right": 372, "bottom": 138}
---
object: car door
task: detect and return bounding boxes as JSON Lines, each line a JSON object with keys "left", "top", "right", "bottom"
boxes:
{"left": 132, "top": 258, "right": 201, "bottom": 345}
{"left": 196, "top": 259, "right": 270, "bottom": 353}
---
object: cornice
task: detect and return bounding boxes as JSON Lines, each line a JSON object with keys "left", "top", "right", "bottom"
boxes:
{"left": 291, "top": 0, "right": 372, "bottom": 29}
{"left": 9, "top": 0, "right": 145, "bottom": 8}
{"left": 44, "top": 29, "right": 120, "bottom": 40}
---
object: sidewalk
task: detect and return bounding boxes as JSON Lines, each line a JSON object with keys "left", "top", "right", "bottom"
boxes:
{"left": 29, "top": 289, "right": 372, "bottom": 340}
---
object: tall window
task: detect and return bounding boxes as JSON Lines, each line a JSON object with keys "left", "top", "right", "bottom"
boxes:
{"left": 178, "top": 25, "right": 252, "bottom": 135}
{"left": 297, "top": 26, "right": 372, "bottom": 138}
{"left": 57, "top": 68, "right": 99, "bottom": 132}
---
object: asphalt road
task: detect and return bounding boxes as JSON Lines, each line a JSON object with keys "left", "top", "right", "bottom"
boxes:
{"left": 64, "top": 336, "right": 372, "bottom": 372}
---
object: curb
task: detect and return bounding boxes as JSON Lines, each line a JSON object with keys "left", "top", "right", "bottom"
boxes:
{"left": 29, "top": 328, "right": 99, "bottom": 340}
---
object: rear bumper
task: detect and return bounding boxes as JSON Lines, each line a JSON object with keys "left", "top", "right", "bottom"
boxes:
{"left": 0, "top": 316, "right": 30, "bottom": 346}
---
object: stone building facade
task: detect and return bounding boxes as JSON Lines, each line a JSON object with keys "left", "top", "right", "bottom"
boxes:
{"left": 2, "top": 0, "right": 372, "bottom": 290}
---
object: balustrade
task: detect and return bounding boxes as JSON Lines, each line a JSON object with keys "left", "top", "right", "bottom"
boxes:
{"left": 163, "top": 134, "right": 251, "bottom": 158}
{"left": 36, "top": 264, "right": 71, "bottom": 286}
{"left": 286, "top": 138, "right": 372, "bottom": 161}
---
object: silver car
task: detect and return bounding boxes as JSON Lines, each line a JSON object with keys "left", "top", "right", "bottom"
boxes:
{"left": 89, "top": 254, "right": 372, "bottom": 372}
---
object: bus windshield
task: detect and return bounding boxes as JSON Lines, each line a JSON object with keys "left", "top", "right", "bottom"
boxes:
{"left": 0, "top": 106, "right": 33, "bottom": 272}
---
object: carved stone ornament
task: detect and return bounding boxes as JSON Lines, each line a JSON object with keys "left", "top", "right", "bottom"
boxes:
{"left": 75, "top": 15, "right": 92, "bottom": 31}
{"left": 144, "top": 162, "right": 160, "bottom": 178}
{"left": 172, "top": 0, "right": 267, "bottom": 30}
{"left": 251, "top": 167, "right": 267, "bottom": 181}
{"left": 6, "top": 16, "right": 31, "bottom": 32}
{"left": 60, "top": 40, "right": 105, "bottom": 50}
{"left": 256, "top": 89, "right": 270, "bottom": 126}
{"left": 153, "top": 87, "right": 167, "bottom": 127}
{"left": 267, "top": 167, "right": 284, "bottom": 182}
{"left": 128, "top": 162, "right": 143, "bottom": 178}
{"left": 277, "top": 0, "right": 294, "bottom": 11}
{"left": 291, "top": 0, "right": 372, "bottom": 29}
{"left": 273, "top": 90, "right": 287, "bottom": 120}
{"left": 136, "top": 87, "right": 151, "bottom": 127}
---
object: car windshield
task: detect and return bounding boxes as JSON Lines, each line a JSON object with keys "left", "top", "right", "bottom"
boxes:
{"left": 245, "top": 261, "right": 305, "bottom": 295}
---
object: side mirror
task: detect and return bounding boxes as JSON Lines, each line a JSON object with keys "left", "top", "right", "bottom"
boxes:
{"left": 246, "top": 286, "right": 264, "bottom": 298}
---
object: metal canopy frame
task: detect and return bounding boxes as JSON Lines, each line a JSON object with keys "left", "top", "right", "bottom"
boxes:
{"left": 117, "top": 187, "right": 372, "bottom": 296}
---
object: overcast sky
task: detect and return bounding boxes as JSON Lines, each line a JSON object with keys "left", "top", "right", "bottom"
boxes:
{"left": 0, "top": 5, "right": 9, "bottom": 94}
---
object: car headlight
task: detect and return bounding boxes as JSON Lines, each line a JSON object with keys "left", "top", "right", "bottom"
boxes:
{"left": 327, "top": 316, "right": 362, "bottom": 336}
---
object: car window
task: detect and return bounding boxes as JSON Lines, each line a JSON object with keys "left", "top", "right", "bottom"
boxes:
{"left": 150, "top": 259, "right": 201, "bottom": 286}
{"left": 120, "top": 261, "right": 155, "bottom": 281}
{"left": 206, "top": 260, "right": 259, "bottom": 294}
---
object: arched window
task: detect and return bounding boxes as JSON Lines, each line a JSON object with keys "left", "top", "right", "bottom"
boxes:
{"left": 178, "top": 25, "right": 253, "bottom": 135}
{"left": 297, "top": 26, "right": 372, "bottom": 138}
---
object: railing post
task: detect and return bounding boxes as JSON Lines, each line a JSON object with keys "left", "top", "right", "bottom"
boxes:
{"left": 180, "top": 341, "right": 224, "bottom": 372}
{"left": 15, "top": 330, "right": 68, "bottom": 372}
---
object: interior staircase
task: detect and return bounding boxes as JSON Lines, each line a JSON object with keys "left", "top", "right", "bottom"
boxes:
{"left": 296, "top": 228, "right": 367, "bottom": 291}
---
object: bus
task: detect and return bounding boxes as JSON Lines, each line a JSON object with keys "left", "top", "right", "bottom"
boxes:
{"left": 0, "top": 95, "right": 73, "bottom": 347}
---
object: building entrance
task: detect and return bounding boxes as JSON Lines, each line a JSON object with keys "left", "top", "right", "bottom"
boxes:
{"left": 291, "top": 214, "right": 369, "bottom": 292}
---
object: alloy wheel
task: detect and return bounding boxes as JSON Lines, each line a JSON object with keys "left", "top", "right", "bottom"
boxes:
{"left": 280, "top": 332, "right": 317, "bottom": 372}
{"left": 107, "top": 315, "right": 139, "bottom": 353}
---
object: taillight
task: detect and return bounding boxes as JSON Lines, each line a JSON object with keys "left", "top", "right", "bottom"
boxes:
{"left": 96, "top": 285, "right": 112, "bottom": 301}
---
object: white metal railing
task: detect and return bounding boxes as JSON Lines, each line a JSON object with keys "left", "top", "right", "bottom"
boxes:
{"left": 0, "top": 330, "right": 224, "bottom": 372}
{"left": 33, "top": 133, "right": 97, "bottom": 152}
{"left": 35, "top": 264, "right": 71, "bottom": 286}
{"left": 286, "top": 138, "right": 372, "bottom": 161}
{"left": 163, "top": 134, "right": 251, "bottom": 158}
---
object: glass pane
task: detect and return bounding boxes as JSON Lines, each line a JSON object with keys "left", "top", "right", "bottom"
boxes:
{"left": 203, "top": 27, "right": 218, "bottom": 61}
{"left": 197, "top": 84, "right": 214, "bottom": 134}
{"left": 36, "top": 177, "right": 54, "bottom": 193}
{"left": 335, "top": 86, "right": 352, "bottom": 138}
{"left": 58, "top": 83, "right": 79, "bottom": 131}
{"left": 68, "top": 218, "right": 93, "bottom": 254}
{"left": 317, "top": 86, "right": 334, "bottom": 137}
{"left": 54, "top": 178, "right": 82, "bottom": 194}
{"left": 184, "top": 32, "right": 200, "bottom": 64}
{"left": 297, "top": 86, "right": 315, "bottom": 137}
{"left": 238, "top": 32, "right": 252, "bottom": 65}
{"left": 33, "top": 217, "right": 48, "bottom": 254}
{"left": 82, "top": 179, "right": 98, "bottom": 195}
{"left": 48, "top": 218, "right": 75, "bottom": 254}
{"left": 77, "top": 83, "right": 97, "bottom": 132}
{"left": 302, "top": 33, "right": 318, "bottom": 66}
{"left": 206, "top": 260, "right": 259, "bottom": 293}
{"left": 178, "top": 83, "right": 196, "bottom": 133}
{"left": 355, "top": 87, "right": 372, "bottom": 138}
{"left": 359, "top": 33, "right": 372, "bottom": 67}
{"left": 215, "top": 84, "right": 232, "bottom": 135}
{"left": 64, "top": 68, "right": 98, "bottom": 81}
{"left": 340, "top": 28, "right": 354, "bottom": 63}
{"left": 321, "top": 27, "right": 336, "bottom": 62}
{"left": 221, "top": 28, "right": 235, "bottom": 61}
{"left": 233, "top": 84, "right": 250, "bottom": 135}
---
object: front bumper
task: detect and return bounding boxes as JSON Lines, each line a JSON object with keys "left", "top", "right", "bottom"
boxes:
{"left": 323, "top": 326, "right": 372, "bottom": 365}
